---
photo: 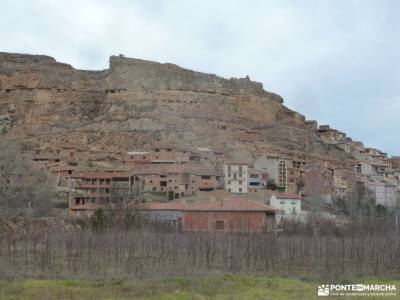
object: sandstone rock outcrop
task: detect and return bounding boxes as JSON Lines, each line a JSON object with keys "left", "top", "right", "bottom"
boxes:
{"left": 0, "top": 52, "right": 352, "bottom": 169}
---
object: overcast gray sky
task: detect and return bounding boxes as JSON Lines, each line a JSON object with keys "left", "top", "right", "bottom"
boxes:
{"left": 1, "top": 0, "right": 398, "bottom": 156}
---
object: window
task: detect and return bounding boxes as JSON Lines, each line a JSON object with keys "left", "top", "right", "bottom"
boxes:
{"left": 239, "top": 166, "right": 242, "bottom": 172}
{"left": 239, "top": 188, "right": 242, "bottom": 192}
{"left": 291, "top": 201, "right": 296, "bottom": 205}
{"left": 215, "top": 220, "right": 225, "bottom": 230}
{"left": 280, "top": 201, "right": 285, "bottom": 205}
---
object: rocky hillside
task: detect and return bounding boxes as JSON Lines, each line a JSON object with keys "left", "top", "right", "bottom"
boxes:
{"left": 0, "top": 52, "right": 352, "bottom": 167}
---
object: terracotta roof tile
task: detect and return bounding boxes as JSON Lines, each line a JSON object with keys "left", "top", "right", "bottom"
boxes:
{"left": 135, "top": 201, "right": 188, "bottom": 210}
{"left": 186, "top": 197, "right": 276, "bottom": 212}
{"left": 274, "top": 192, "right": 301, "bottom": 200}
{"left": 136, "top": 197, "right": 278, "bottom": 212}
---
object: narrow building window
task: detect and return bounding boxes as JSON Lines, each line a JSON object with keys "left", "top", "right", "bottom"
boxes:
{"left": 215, "top": 220, "right": 225, "bottom": 230}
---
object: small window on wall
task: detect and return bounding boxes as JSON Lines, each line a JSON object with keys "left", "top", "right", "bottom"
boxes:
{"left": 215, "top": 220, "right": 225, "bottom": 230}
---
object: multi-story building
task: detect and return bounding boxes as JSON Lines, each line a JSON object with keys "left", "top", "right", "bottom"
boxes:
{"left": 254, "top": 155, "right": 287, "bottom": 191}
{"left": 333, "top": 171, "right": 348, "bottom": 200}
{"left": 367, "top": 180, "right": 397, "bottom": 208}
{"left": 132, "top": 165, "right": 196, "bottom": 201}
{"left": 355, "top": 161, "right": 374, "bottom": 176}
{"left": 186, "top": 166, "right": 224, "bottom": 191}
{"left": 224, "top": 162, "right": 248, "bottom": 193}
{"left": 247, "top": 169, "right": 267, "bottom": 192}
{"left": 68, "top": 171, "right": 136, "bottom": 217}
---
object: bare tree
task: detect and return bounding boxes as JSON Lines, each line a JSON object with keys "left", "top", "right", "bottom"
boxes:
{"left": 0, "top": 140, "right": 55, "bottom": 217}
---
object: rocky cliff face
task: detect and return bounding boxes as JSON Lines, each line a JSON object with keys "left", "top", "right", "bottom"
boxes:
{"left": 0, "top": 52, "right": 352, "bottom": 167}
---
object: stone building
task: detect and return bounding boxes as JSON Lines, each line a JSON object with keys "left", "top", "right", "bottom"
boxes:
{"left": 367, "top": 180, "right": 397, "bottom": 208}
{"left": 186, "top": 167, "right": 224, "bottom": 191}
{"left": 132, "top": 165, "right": 196, "bottom": 201}
{"left": 317, "top": 125, "right": 347, "bottom": 144}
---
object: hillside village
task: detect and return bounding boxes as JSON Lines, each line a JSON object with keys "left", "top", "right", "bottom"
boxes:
{"left": 1, "top": 52, "right": 399, "bottom": 232}
{"left": 27, "top": 125, "right": 400, "bottom": 231}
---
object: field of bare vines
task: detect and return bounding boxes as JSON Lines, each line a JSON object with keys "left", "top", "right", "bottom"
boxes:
{"left": 1, "top": 218, "right": 399, "bottom": 280}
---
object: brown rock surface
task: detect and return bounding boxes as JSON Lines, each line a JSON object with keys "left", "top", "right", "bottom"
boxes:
{"left": 0, "top": 52, "right": 353, "bottom": 169}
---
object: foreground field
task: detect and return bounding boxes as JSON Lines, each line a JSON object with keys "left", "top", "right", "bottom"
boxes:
{"left": 0, "top": 275, "right": 399, "bottom": 300}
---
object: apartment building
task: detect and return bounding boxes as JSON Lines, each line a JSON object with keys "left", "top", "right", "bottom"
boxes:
{"left": 254, "top": 155, "right": 287, "bottom": 191}
{"left": 224, "top": 162, "right": 248, "bottom": 193}
{"left": 68, "top": 171, "right": 135, "bottom": 217}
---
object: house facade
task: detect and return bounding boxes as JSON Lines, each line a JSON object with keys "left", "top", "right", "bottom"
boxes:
{"left": 224, "top": 162, "right": 248, "bottom": 193}
{"left": 270, "top": 192, "right": 302, "bottom": 222}
{"left": 68, "top": 171, "right": 135, "bottom": 217}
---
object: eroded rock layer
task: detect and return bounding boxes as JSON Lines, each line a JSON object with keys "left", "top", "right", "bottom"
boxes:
{"left": 0, "top": 52, "right": 352, "bottom": 167}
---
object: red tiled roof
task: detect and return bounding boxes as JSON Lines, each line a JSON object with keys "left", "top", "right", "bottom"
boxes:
{"left": 135, "top": 201, "right": 188, "bottom": 210}
{"left": 274, "top": 192, "right": 301, "bottom": 200}
{"left": 135, "top": 198, "right": 278, "bottom": 212}
{"left": 71, "top": 171, "right": 132, "bottom": 179}
{"left": 185, "top": 197, "right": 276, "bottom": 212}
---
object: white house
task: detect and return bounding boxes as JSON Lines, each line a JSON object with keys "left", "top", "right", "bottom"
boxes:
{"left": 270, "top": 192, "right": 302, "bottom": 222}
{"left": 224, "top": 161, "right": 248, "bottom": 193}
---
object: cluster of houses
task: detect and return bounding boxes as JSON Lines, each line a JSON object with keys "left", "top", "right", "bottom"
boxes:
{"left": 26, "top": 132, "right": 400, "bottom": 232}
{"left": 316, "top": 125, "right": 400, "bottom": 208}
